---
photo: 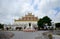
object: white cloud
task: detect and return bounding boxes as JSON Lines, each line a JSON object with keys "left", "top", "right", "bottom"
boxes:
{"left": 54, "top": 12, "right": 60, "bottom": 23}
{"left": 0, "top": 0, "right": 60, "bottom": 24}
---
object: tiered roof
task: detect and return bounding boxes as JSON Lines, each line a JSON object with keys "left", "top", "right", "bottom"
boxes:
{"left": 14, "top": 13, "right": 38, "bottom": 22}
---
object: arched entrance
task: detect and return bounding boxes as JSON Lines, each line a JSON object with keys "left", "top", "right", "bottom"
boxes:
{"left": 16, "top": 27, "right": 22, "bottom": 30}
{"left": 29, "top": 23, "right": 31, "bottom": 27}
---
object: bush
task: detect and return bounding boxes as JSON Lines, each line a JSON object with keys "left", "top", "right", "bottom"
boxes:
{"left": 48, "top": 33, "right": 52, "bottom": 39}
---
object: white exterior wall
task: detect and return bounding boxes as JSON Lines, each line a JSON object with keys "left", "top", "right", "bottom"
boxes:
{"left": 14, "top": 21, "right": 38, "bottom": 27}
{"left": 4, "top": 21, "right": 38, "bottom": 30}
{"left": 14, "top": 21, "right": 37, "bottom": 24}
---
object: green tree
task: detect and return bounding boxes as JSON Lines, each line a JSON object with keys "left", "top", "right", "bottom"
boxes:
{"left": 37, "top": 16, "right": 52, "bottom": 30}
{"left": 42, "top": 16, "right": 52, "bottom": 26}
{"left": 37, "top": 19, "right": 44, "bottom": 30}
{"left": 0, "top": 23, "right": 4, "bottom": 29}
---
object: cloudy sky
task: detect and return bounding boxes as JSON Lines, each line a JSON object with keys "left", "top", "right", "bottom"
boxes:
{"left": 0, "top": 0, "right": 60, "bottom": 24}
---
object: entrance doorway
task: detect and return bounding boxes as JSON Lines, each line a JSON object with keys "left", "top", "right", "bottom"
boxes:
{"left": 29, "top": 23, "right": 31, "bottom": 27}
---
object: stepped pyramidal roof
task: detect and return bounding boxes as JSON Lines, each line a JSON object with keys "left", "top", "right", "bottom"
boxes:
{"left": 14, "top": 13, "right": 38, "bottom": 22}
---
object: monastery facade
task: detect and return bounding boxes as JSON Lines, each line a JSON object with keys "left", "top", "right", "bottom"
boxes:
{"left": 4, "top": 13, "right": 39, "bottom": 30}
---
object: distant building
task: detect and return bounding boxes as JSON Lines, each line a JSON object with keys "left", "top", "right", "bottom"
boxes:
{"left": 4, "top": 13, "right": 39, "bottom": 30}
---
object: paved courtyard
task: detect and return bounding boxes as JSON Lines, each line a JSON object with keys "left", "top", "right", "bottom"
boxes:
{"left": 1, "top": 30, "right": 60, "bottom": 39}
{"left": 10, "top": 31, "right": 48, "bottom": 39}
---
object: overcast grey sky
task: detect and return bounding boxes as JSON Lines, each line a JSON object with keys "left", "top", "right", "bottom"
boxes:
{"left": 0, "top": 0, "right": 60, "bottom": 24}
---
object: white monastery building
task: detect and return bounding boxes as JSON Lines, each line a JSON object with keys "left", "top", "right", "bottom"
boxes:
{"left": 4, "top": 13, "right": 39, "bottom": 30}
